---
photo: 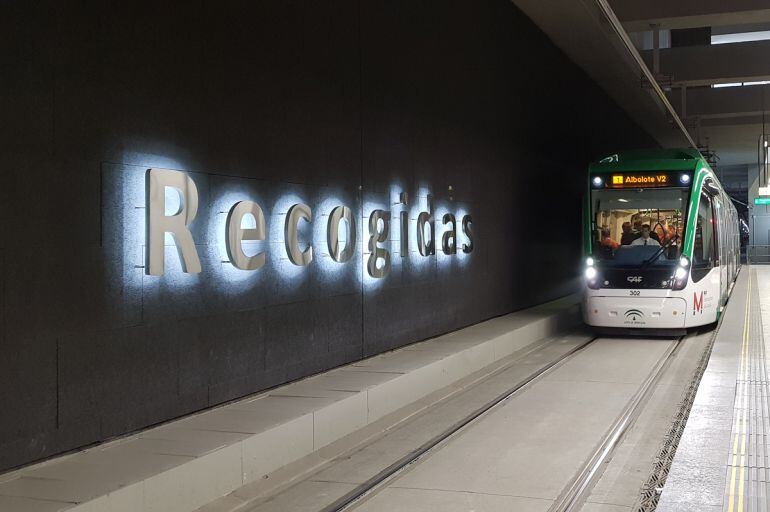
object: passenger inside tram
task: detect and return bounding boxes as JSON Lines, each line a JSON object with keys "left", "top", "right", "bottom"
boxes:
{"left": 619, "top": 222, "right": 635, "bottom": 245}
{"left": 630, "top": 224, "right": 659, "bottom": 246}
{"left": 590, "top": 187, "right": 687, "bottom": 267}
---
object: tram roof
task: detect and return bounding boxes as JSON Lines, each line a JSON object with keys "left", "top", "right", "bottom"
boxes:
{"left": 589, "top": 148, "right": 706, "bottom": 174}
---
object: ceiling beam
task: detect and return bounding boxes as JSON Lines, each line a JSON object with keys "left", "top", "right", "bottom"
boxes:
{"left": 668, "top": 85, "right": 770, "bottom": 120}
{"left": 510, "top": 0, "right": 693, "bottom": 149}
{"left": 641, "top": 40, "right": 770, "bottom": 87}
{"left": 611, "top": 0, "right": 770, "bottom": 31}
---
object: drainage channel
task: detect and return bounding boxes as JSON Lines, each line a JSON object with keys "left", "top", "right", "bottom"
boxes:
{"left": 319, "top": 336, "right": 599, "bottom": 512}
{"left": 548, "top": 335, "right": 685, "bottom": 512}
{"left": 635, "top": 322, "right": 725, "bottom": 511}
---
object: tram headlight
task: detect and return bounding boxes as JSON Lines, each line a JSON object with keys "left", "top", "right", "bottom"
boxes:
{"left": 672, "top": 264, "right": 689, "bottom": 290}
{"left": 679, "top": 256, "right": 690, "bottom": 268}
{"left": 586, "top": 257, "right": 595, "bottom": 267}
{"left": 592, "top": 176, "right": 603, "bottom": 187}
{"left": 585, "top": 265, "right": 601, "bottom": 289}
{"left": 680, "top": 174, "right": 691, "bottom": 185}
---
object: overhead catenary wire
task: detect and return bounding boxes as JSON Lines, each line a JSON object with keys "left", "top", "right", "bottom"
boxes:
{"left": 592, "top": 0, "right": 698, "bottom": 151}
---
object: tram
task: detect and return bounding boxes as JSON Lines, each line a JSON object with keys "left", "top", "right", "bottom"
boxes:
{"left": 583, "top": 149, "right": 740, "bottom": 333}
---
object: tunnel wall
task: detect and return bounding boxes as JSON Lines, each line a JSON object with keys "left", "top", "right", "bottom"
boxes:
{"left": 0, "top": 0, "right": 656, "bottom": 471}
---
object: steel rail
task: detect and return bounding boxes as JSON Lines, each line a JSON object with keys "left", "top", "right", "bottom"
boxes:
{"left": 318, "top": 336, "right": 599, "bottom": 512}
{"left": 548, "top": 335, "right": 685, "bottom": 512}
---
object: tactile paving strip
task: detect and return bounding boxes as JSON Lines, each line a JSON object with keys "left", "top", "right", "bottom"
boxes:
{"left": 722, "top": 270, "right": 769, "bottom": 512}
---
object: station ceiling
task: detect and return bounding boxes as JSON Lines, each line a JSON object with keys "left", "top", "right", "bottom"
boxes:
{"left": 512, "top": 0, "right": 770, "bottom": 197}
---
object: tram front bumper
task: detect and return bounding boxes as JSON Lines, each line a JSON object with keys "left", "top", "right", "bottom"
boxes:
{"left": 584, "top": 296, "right": 687, "bottom": 329}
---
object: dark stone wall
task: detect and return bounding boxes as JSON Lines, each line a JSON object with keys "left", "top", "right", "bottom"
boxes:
{"left": 0, "top": 0, "right": 656, "bottom": 471}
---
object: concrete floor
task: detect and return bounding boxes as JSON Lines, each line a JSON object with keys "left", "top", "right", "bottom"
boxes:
{"left": 583, "top": 329, "right": 714, "bottom": 511}
{"left": 657, "top": 267, "right": 770, "bottom": 512}
{"left": 221, "top": 327, "right": 714, "bottom": 512}
{"left": 351, "top": 338, "right": 677, "bottom": 512}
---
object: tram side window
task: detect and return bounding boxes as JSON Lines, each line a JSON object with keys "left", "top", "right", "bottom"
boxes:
{"left": 692, "top": 194, "right": 715, "bottom": 279}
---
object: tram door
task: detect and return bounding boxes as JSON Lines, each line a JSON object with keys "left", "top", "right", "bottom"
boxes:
{"left": 713, "top": 195, "right": 728, "bottom": 303}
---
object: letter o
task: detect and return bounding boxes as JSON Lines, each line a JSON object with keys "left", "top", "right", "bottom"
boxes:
{"left": 327, "top": 206, "right": 356, "bottom": 263}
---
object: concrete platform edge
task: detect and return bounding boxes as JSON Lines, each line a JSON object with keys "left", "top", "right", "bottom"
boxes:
{"left": 0, "top": 297, "right": 580, "bottom": 512}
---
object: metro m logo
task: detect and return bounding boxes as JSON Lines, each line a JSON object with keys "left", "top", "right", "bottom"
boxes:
{"left": 693, "top": 291, "right": 704, "bottom": 315}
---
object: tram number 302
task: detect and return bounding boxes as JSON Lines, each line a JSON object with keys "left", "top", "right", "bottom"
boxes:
{"left": 629, "top": 290, "right": 641, "bottom": 296}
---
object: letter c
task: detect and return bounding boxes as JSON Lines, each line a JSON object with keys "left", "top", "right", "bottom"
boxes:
{"left": 285, "top": 203, "right": 313, "bottom": 266}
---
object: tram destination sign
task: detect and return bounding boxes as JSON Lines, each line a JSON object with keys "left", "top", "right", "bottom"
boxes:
{"left": 607, "top": 172, "right": 671, "bottom": 189}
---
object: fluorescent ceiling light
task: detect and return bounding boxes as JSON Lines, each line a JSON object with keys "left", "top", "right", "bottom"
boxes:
{"left": 712, "top": 31, "right": 770, "bottom": 45}
{"left": 712, "top": 81, "right": 770, "bottom": 88}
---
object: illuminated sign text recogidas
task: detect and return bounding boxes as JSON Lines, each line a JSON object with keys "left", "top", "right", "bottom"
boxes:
{"left": 145, "top": 168, "right": 474, "bottom": 278}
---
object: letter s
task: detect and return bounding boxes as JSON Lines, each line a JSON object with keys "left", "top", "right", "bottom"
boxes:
{"left": 461, "top": 215, "right": 474, "bottom": 253}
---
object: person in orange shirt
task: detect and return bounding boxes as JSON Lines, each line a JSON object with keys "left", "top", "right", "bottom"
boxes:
{"left": 600, "top": 228, "right": 620, "bottom": 250}
{"left": 666, "top": 224, "right": 678, "bottom": 241}
{"left": 654, "top": 224, "right": 666, "bottom": 242}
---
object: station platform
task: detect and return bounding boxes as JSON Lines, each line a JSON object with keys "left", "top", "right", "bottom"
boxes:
{"left": 0, "top": 298, "right": 580, "bottom": 512}
{"left": 658, "top": 266, "right": 770, "bottom": 512}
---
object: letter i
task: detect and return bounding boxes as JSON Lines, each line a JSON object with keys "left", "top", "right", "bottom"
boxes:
{"left": 400, "top": 192, "right": 408, "bottom": 258}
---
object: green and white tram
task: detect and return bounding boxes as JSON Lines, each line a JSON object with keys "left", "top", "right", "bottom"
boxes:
{"left": 584, "top": 149, "right": 740, "bottom": 333}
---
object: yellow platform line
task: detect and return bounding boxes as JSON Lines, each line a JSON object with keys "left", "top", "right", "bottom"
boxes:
{"left": 728, "top": 274, "right": 751, "bottom": 512}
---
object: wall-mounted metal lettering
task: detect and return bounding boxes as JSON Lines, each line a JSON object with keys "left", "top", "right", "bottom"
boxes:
{"left": 327, "top": 206, "right": 356, "bottom": 263}
{"left": 226, "top": 201, "right": 266, "bottom": 271}
{"left": 285, "top": 203, "right": 313, "bottom": 266}
{"left": 399, "top": 192, "right": 409, "bottom": 258}
{"left": 442, "top": 213, "right": 456, "bottom": 255}
{"left": 144, "top": 169, "right": 474, "bottom": 279}
{"left": 367, "top": 210, "right": 391, "bottom": 278}
{"left": 417, "top": 194, "right": 435, "bottom": 256}
{"left": 146, "top": 168, "right": 202, "bottom": 275}
{"left": 462, "top": 215, "right": 474, "bottom": 253}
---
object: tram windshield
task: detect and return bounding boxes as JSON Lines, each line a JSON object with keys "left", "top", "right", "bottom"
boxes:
{"left": 590, "top": 187, "right": 689, "bottom": 267}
